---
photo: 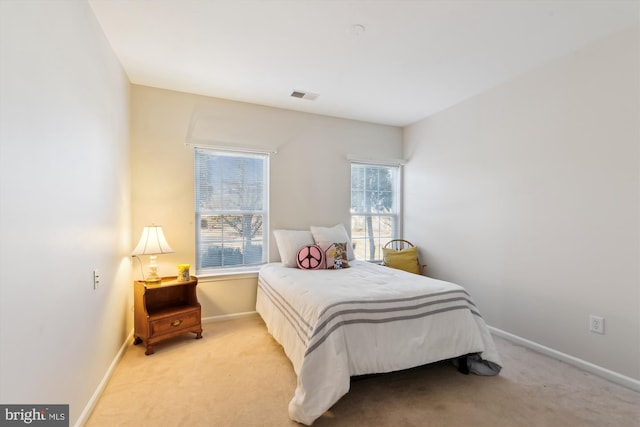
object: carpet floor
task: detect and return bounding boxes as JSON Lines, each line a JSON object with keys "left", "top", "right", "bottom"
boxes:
{"left": 86, "top": 316, "right": 640, "bottom": 427}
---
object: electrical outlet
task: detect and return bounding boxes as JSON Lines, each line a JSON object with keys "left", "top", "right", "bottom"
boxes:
{"left": 589, "top": 315, "right": 604, "bottom": 334}
{"left": 93, "top": 270, "right": 100, "bottom": 290}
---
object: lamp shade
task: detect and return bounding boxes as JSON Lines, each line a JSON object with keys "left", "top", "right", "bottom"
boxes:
{"left": 132, "top": 226, "right": 175, "bottom": 256}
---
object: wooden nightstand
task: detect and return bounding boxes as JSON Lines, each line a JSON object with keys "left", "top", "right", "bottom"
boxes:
{"left": 133, "top": 276, "right": 203, "bottom": 355}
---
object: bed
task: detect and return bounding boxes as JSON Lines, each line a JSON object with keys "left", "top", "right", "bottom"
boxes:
{"left": 256, "top": 259, "right": 502, "bottom": 425}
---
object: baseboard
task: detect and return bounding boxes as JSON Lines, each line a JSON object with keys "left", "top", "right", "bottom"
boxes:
{"left": 202, "top": 310, "right": 259, "bottom": 323}
{"left": 74, "top": 330, "right": 134, "bottom": 427}
{"left": 488, "top": 326, "right": 640, "bottom": 393}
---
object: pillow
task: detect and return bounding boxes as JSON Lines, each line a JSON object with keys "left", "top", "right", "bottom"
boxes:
{"left": 383, "top": 246, "right": 421, "bottom": 274}
{"left": 318, "top": 242, "right": 350, "bottom": 269}
{"left": 310, "top": 224, "right": 355, "bottom": 260}
{"left": 296, "top": 245, "right": 325, "bottom": 270}
{"left": 273, "top": 229, "right": 315, "bottom": 267}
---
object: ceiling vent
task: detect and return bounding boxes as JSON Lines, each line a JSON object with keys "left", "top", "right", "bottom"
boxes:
{"left": 290, "top": 90, "right": 319, "bottom": 101}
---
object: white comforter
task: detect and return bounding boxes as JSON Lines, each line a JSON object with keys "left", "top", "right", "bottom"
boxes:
{"left": 256, "top": 261, "right": 501, "bottom": 425}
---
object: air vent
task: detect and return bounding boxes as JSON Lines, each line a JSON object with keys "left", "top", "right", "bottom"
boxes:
{"left": 290, "top": 90, "right": 319, "bottom": 101}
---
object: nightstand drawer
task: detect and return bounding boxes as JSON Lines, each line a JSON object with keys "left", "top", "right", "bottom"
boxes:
{"left": 150, "top": 310, "right": 200, "bottom": 336}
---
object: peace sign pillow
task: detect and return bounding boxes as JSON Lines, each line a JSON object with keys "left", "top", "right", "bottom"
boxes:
{"left": 296, "top": 244, "right": 325, "bottom": 270}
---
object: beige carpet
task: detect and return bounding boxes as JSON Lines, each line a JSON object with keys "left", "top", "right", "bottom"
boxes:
{"left": 86, "top": 316, "right": 640, "bottom": 427}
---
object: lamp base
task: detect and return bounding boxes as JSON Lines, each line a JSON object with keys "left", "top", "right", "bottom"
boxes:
{"left": 146, "top": 255, "right": 162, "bottom": 284}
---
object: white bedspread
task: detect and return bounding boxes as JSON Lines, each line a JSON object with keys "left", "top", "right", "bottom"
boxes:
{"left": 256, "top": 261, "right": 501, "bottom": 425}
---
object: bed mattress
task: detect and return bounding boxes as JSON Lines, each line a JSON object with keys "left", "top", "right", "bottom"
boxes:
{"left": 256, "top": 260, "right": 501, "bottom": 425}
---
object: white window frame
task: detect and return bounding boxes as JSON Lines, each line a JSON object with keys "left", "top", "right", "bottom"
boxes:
{"left": 194, "top": 147, "right": 269, "bottom": 274}
{"left": 350, "top": 161, "right": 401, "bottom": 262}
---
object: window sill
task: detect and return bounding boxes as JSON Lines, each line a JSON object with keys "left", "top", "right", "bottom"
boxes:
{"left": 196, "top": 266, "right": 260, "bottom": 283}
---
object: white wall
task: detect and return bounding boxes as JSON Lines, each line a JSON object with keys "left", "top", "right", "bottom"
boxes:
{"left": 130, "top": 85, "right": 403, "bottom": 317}
{"left": 0, "top": 1, "right": 131, "bottom": 425}
{"left": 404, "top": 26, "right": 639, "bottom": 380}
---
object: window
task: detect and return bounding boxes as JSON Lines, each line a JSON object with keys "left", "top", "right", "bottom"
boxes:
{"left": 350, "top": 163, "right": 400, "bottom": 262}
{"left": 195, "top": 148, "right": 269, "bottom": 273}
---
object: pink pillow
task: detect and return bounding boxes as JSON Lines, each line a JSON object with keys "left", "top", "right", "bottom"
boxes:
{"left": 296, "top": 245, "right": 325, "bottom": 269}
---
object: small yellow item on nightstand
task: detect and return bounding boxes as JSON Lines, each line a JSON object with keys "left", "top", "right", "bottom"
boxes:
{"left": 177, "top": 264, "right": 190, "bottom": 281}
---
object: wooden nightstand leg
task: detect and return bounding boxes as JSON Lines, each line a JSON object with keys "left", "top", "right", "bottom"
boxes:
{"left": 133, "top": 336, "right": 142, "bottom": 345}
{"left": 145, "top": 344, "right": 154, "bottom": 355}
{"left": 195, "top": 330, "right": 203, "bottom": 339}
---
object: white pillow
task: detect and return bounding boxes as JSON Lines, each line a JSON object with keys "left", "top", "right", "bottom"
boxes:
{"left": 310, "top": 224, "right": 355, "bottom": 260}
{"left": 273, "top": 229, "right": 315, "bottom": 267}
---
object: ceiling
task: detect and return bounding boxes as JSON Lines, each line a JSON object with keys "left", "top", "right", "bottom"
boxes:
{"left": 89, "top": 0, "right": 639, "bottom": 127}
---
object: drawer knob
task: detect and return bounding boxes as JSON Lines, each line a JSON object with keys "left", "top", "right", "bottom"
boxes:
{"left": 171, "top": 319, "right": 183, "bottom": 327}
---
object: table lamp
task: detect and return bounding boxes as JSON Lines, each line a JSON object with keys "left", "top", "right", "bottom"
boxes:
{"left": 132, "top": 225, "right": 175, "bottom": 283}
